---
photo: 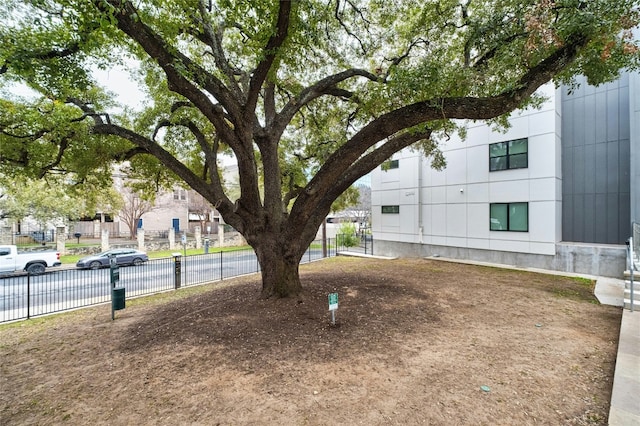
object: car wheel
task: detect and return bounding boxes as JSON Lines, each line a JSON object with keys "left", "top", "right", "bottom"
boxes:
{"left": 26, "top": 263, "right": 46, "bottom": 275}
{"left": 132, "top": 257, "right": 144, "bottom": 266}
{"left": 89, "top": 261, "right": 102, "bottom": 270}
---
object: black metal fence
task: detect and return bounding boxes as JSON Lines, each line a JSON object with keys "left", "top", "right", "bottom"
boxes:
{"left": 0, "top": 237, "right": 370, "bottom": 323}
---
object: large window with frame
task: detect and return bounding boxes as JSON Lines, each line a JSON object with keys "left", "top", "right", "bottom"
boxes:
{"left": 490, "top": 203, "right": 528, "bottom": 231}
{"left": 381, "top": 205, "right": 400, "bottom": 214}
{"left": 489, "top": 138, "right": 528, "bottom": 171}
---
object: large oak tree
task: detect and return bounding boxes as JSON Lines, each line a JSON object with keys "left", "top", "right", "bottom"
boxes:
{"left": 1, "top": 0, "right": 638, "bottom": 297}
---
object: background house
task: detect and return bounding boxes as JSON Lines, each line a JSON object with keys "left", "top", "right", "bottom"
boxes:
{"left": 69, "top": 164, "right": 238, "bottom": 240}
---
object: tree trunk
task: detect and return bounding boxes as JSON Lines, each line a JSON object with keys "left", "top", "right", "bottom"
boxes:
{"left": 254, "top": 240, "right": 304, "bottom": 299}
{"left": 128, "top": 222, "right": 136, "bottom": 240}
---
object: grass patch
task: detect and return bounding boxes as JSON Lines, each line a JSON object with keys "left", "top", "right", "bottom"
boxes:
{"left": 551, "top": 278, "right": 597, "bottom": 303}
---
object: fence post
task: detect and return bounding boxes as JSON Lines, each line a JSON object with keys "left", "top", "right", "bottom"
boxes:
{"left": 220, "top": 250, "right": 223, "bottom": 280}
{"left": 27, "top": 273, "right": 31, "bottom": 320}
{"left": 322, "top": 222, "right": 327, "bottom": 258}
{"left": 173, "top": 254, "right": 182, "bottom": 289}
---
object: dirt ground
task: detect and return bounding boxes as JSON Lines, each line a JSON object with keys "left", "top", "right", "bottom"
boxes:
{"left": 0, "top": 257, "right": 621, "bottom": 425}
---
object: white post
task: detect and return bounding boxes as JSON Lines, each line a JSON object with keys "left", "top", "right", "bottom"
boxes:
{"left": 0, "top": 226, "right": 12, "bottom": 245}
{"left": 168, "top": 228, "right": 176, "bottom": 250}
{"left": 101, "top": 229, "right": 110, "bottom": 252}
{"left": 137, "top": 228, "right": 145, "bottom": 251}
{"left": 195, "top": 226, "right": 202, "bottom": 249}
{"left": 56, "top": 226, "right": 66, "bottom": 254}
{"left": 218, "top": 224, "right": 225, "bottom": 248}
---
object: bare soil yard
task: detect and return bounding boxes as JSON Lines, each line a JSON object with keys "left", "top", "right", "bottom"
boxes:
{"left": 0, "top": 257, "right": 621, "bottom": 425}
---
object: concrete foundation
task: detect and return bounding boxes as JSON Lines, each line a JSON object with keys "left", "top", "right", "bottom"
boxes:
{"left": 374, "top": 240, "right": 627, "bottom": 278}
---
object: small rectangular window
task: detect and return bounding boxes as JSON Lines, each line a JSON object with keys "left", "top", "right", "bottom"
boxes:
{"left": 381, "top": 205, "right": 400, "bottom": 214}
{"left": 174, "top": 189, "right": 186, "bottom": 200}
{"left": 382, "top": 159, "right": 399, "bottom": 170}
{"left": 490, "top": 202, "right": 528, "bottom": 232}
{"left": 489, "top": 138, "right": 528, "bottom": 171}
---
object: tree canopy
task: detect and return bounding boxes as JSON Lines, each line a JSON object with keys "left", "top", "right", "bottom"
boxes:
{"left": 0, "top": 175, "right": 122, "bottom": 228}
{"left": 1, "top": 0, "right": 638, "bottom": 297}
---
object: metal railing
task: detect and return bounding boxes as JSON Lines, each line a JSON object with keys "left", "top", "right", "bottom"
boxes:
{"left": 0, "top": 237, "right": 360, "bottom": 323}
{"left": 632, "top": 222, "right": 639, "bottom": 271}
{"left": 335, "top": 232, "right": 374, "bottom": 255}
{"left": 628, "top": 234, "right": 636, "bottom": 312}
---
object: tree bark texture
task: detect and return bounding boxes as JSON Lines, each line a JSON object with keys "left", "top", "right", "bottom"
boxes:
{"left": 253, "top": 235, "right": 304, "bottom": 299}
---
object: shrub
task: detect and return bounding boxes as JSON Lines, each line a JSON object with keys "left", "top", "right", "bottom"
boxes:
{"left": 337, "top": 222, "right": 359, "bottom": 247}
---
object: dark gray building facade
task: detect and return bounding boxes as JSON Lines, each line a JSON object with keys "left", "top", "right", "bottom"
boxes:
{"left": 562, "top": 72, "right": 639, "bottom": 245}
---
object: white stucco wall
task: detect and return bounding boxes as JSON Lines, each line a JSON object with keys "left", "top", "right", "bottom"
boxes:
{"left": 372, "top": 83, "right": 562, "bottom": 256}
{"left": 138, "top": 190, "right": 189, "bottom": 233}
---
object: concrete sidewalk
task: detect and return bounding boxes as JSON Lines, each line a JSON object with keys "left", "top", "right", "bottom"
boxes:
{"left": 596, "top": 278, "right": 640, "bottom": 425}
{"left": 608, "top": 309, "right": 640, "bottom": 425}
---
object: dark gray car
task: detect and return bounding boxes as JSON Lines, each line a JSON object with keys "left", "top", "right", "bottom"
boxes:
{"left": 76, "top": 249, "right": 148, "bottom": 270}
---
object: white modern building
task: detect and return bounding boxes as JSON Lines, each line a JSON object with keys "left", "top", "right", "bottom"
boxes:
{"left": 371, "top": 72, "right": 640, "bottom": 278}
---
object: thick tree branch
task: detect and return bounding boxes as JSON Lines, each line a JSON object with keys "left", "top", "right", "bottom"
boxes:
{"left": 293, "top": 32, "right": 590, "bottom": 227}
{"left": 0, "top": 128, "right": 48, "bottom": 140}
{"left": 117, "top": 147, "right": 149, "bottom": 161}
{"left": 181, "top": 121, "right": 227, "bottom": 197}
{"left": 151, "top": 118, "right": 225, "bottom": 202}
{"left": 96, "top": 0, "right": 240, "bottom": 141}
{"left": 91, "top": 122, "right": 239, "bottom": 228}
{"left": 0, "top": 43, "right": 82, "bottom": 75}
{"left": 95, "top": 0, "right": 262, "bottom": 218}
{"left": 239, "top": 2, "right": 294, "bottom": 227}
{"left": 170, "top": 101, "right": 194, "bottom": 113}
{"left": 289, "top": 130, "right": 432, "bottom": 241}
{"left": 283, "top": 185, "right": 304, "bottom": 210}
{"left": 38, "top": 136, "right": 71, "bottom": 178}
{"left": 274, "top": 68, "right": 379, "bottom": 139}
{"left": 246, "top": 0, "right": 292, "bottom": 116}
{"left": 264, "top": 82, "right": 276, "bottom": 127}
{"left": 195, "top": 0, "right": 244, "bottom": 99}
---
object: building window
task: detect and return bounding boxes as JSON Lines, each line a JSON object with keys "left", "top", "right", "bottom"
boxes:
{"left": 490, "top": 203, "right": 528, "bottom": 231}
{"left": 381, "top": 205, "right": 400, "bottom": 214}
{"left": 382, "top": 159, "right": 399, "bottom": 170}
{"left": 489, "top": 138, "right": 528, "bottom": 171}
{"left": 173, "top": 189, "right": 186, "bottom": 201}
